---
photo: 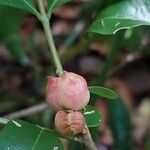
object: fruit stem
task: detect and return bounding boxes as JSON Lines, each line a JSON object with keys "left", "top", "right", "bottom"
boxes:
{"left": 37, "top": 0, "right": 64, "bottom": 76}
{"left": 83, "top": 125, "right": 97, "bottom": 150}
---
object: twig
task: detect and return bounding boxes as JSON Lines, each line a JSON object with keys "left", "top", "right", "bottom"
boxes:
{"left": 82, "top": 125, "right": 97, "bottom": 150}
{"left": 37, "top": 0, "right": 64, "bottom": 76}
{"left": 3, "top": 103, "right": 49, "bottom": 120}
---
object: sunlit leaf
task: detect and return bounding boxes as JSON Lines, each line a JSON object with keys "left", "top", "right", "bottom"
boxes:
{"left": 89, "top": 86, "right": 117, "bottom": 99}
{"left": 88, "top": 0, "right": 150, "bottom": 35}
{"left": 0, "top": 120, "right": 63, "bottom": 150}
{"left": 81, "top": 105, "right": 102, "bottom": 127}
{"left": 0, "top": 0, "right": 39, "bottom": 16}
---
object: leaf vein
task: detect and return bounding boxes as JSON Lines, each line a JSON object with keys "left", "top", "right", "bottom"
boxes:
{"left": 31, "top": 129, "right": 44, "bottom": 150}
{"left": 48, "top": 0, "right": 58, "bottom": 14}
{"left": 22, "top": 0, "right": 39, "bottom": 16}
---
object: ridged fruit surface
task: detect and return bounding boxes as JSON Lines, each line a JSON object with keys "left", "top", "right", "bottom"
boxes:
{"left": 55, "top": 110, "right": 86, "bottom": 135}
{"left": 46, "top": 71, "right": 90, "bottom": 110}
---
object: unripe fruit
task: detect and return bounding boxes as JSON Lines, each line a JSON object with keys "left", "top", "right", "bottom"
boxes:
{"left": 46, "top": 71, "right": 90, "bottom": 110}
{"left": 55, "top": 110, "right": 86, "bottom": 135}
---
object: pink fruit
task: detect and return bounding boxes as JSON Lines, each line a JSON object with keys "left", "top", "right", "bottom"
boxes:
{"left": 55, "top": 110, "right": 86, "bottom": 135}
{"left": 46, "top": 71, "right": 90, "bottom": 110}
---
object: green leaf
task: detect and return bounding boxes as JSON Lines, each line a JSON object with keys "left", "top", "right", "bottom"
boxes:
{"left": 122, "top": 27, "right": 144, "bottom": 51}
{"left": 0, "top": 6, "right": 29, "bottom": 65}
{"left": 88, "top": 0, "right": 150, "bottom": 35}
{"left": 88, "top": 86, "right": 117, "bottom": 99}
{"left": 0, "top": 6, "right": 24, "bottom": 38}
{"left": 107, "top": 98, "right": 133, "bottom": 150}
{"left": 0, "top": 0, "right": 39, "bottom": 16}
{"left": 5, "top": 35, "right": 29, "bottom": 65}
{"left": 47, "top": 0, "right": 71, "bottom": 14}
{"left": 0, "top": 120, "right": 63, "bottom": 150}
{"left": 81, "top": 105, "right": 102, "bottom": 127}
{"left": 146, "top": 136, "right": 150, "bottom": 150}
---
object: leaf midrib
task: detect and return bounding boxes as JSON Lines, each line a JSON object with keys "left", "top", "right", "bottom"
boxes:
{"left": 92, "top": 17, "right": 150, "bottom": 25}
{"left": 22, "top": 0, "right": 39, "bottom": 16}
{"left": 48, "top": 0, "right": 58, "bottom": 12}
{"left": 31, "top": 129, "right": 44, "bottom": 150}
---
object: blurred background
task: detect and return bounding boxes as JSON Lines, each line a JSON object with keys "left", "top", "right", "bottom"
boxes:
{"left": 0, "top": 0, "right": 150, "bottom": 150}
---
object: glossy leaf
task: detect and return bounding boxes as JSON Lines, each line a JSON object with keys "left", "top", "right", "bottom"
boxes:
{"left": 0, "top": 120, "right": 63, "bottom": 150}
{"left": 47, "top": 0, "right": 71, "bottom": 14}
{"left": 88, "top": 86, "right": 117, "bottom": 99}
{"left": 81, "top": 105, "right": 102, "bottom": 127}
{"left": 0, "top": 0, "right": 39, "bottom": 16}
{"left": 122, "top": 27, "right": 144, "bottom": 51}
{"left": 88, "top": 0, "right": 150, "bottom": 35}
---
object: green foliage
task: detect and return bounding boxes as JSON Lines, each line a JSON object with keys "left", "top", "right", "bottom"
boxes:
{"left": 0, "top": 6, "right": 29, "bottom": 65}
{"left": 0, "top": 6, "right": 23, "bottom": 38}
{"left": 88, "top": 86, "right": 117, "bottom": 99}
{"left": 88, "top": 0, "right": 150, "bottom": 35}
{"left": 122, "top": 27, "right": 144, "bottom": 51}
{"left": 0, "top": 0, "right": 39, "bottom": 16}
{"left": 107, "top": 98, "right": 133, "bottom": 150}
{"left": 146, "top": 136, "right": 150, "bottom": 150}
{"left": 80, "top": 0, "right": 102, "bottom": 21}
{"left": 5, "top": 35, "right": 29, "bottom": 65}
{"left": 47, "top": 0, "right": 71, "bottom": 15}
{"left": 0, "top": 0, "right": 149, "bottom": 149}
{"left": 81, "top": 105, "right": 102, "bottom": 127}
{"left": 0, "top": 120, "right": 63, "bottom": 150}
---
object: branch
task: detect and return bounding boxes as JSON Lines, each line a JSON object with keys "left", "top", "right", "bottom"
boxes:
{"left": 37, "top": 0, "right": 64, "bottom": 76}
{"left": 3, "top": 103, "right": 49, "bottom": 120}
